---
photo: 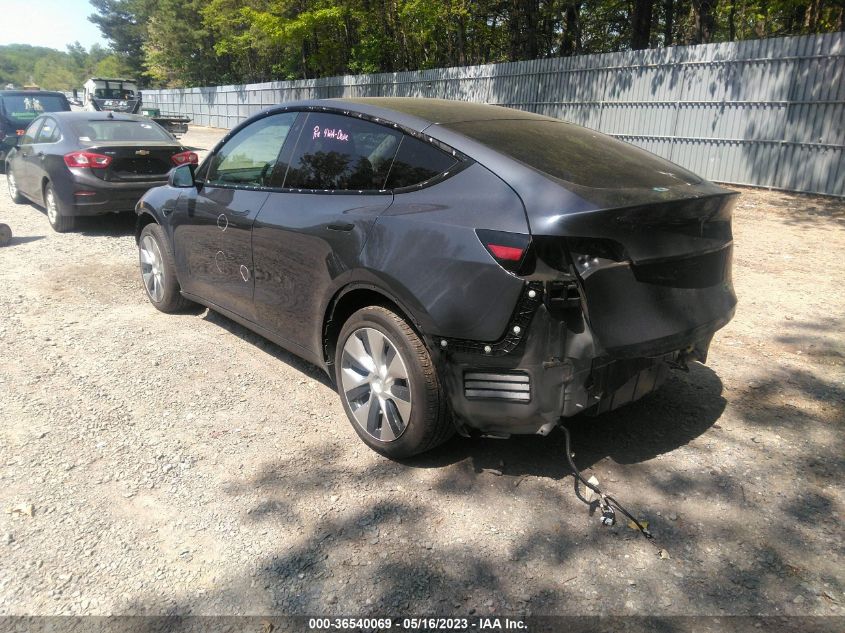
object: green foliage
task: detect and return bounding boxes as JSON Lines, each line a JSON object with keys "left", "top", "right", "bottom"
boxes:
{"left": 5, "top": 0, "right": 844, "bottom": 91}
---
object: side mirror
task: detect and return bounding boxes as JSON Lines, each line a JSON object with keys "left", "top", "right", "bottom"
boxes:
{"left": 168, "top": 163, "right": 195, "bottom": 188}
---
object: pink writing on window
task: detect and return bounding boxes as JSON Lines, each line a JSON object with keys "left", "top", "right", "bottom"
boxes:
{"left": 313, "top": 125, "right": 349, "bottom": 142}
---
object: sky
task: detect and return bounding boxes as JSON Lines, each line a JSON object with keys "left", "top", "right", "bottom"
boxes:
{"left": 0, "top": 0, "right": 108, "bottom": 51}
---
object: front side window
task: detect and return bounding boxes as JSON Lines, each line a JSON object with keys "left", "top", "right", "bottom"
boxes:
{"left": 207, "top": 112, "right": 297, "bottom": 187}
{"left": 35, "top": 118, "right": 60, "bottom": 143}
{"left": 385, "top": 135, "right": 458, "bottom": 189}
{"left": 282, "top": 113, "right": 401, "bottom": 191}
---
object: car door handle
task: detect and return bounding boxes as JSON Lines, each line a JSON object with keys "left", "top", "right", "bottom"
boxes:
{"left": 326, "top": 222, "right": 354, "bottom": 232}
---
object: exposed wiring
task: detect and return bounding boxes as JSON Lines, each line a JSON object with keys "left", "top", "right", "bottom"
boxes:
{"left": 561, "top": 425, "right": 656, "bottom": 543}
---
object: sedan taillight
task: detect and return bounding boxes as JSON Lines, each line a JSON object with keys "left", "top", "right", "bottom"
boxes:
{"left": 171, "top": 150, "right": 198, "bottom": 166}
{"left": 64, "top": 151, "right": 112, "bottom": 169}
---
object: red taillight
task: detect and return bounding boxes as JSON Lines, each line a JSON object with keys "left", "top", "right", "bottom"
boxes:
{"left": 16, "top": 129, "right": 26, "bottom": 136}
{"left": 476, "top": 229, "right": 531, "bottom": 273}
{"left": 171, "top": 150, "right": 198, "bottom": 166}
{"left": 488, "top": 244, "right": 525, "bottom": 261}
{"left": 64, "top": 151, "right": 112, "bottom": 169}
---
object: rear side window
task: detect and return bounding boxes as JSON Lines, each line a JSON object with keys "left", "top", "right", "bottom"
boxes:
{"left": 282, "top": 113, "right": 401, "bottom": 191}
{"left": 207, "top": 112, "right": 297, "bottom": 187}
{"left": 71, "top": 120, "right": 172, "bottom": 143}
{"left": 386, "top": 135, "right": 458, "bottom": 189}
{"left": 447, "top": 119, "right": 701, "bottom": 189}
{"left": 20, "top": 119, "right": 43, "bottom": 145}
{"left": 35, "top": 118, "right": 60, "bottom": 143}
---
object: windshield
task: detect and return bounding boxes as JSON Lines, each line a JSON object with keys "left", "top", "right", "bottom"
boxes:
{"left": 94, "top": 87, "right": 136, "bottom": 99}
{"left": 71, "top": 120, "right": 172, "bottom": 143}
{"left": 447, "top": 119, "right": 701, "bottom": 189}
{"left": 1, "top": 95, "right": 69, "bottom": 122}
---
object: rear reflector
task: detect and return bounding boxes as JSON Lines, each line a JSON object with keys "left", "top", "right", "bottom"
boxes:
{"left": 171, "top": 150, "right": 198, "bottom": 166}
{"left": 64, "top": 151, "right": 112, "bottom": 169}
{"left": 488, "top": 244, "right": 524, "bottom": 261}
{"left": 476, "top": 229, "right": 531, "bottom": 273}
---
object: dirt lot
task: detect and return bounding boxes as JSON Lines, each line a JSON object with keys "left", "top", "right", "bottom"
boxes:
{"left": 0, "top": 126, "right": 842, "bottom": 621}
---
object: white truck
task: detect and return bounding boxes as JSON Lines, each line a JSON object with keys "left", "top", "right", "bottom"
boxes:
{"left": 82, "top": 77, "right": 190, "bottom": 136}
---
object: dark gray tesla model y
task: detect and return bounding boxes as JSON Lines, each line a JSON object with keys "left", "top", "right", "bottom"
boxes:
{"left": 135, "top": 98, "right": 737, "bottom": 457}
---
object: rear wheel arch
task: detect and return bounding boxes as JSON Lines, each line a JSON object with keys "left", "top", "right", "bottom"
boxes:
{"left": 322, "top": 284, "right": 428, "bottom": 371}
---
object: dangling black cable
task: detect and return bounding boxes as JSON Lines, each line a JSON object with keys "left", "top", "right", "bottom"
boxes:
{"left": 561, "top": 425, "right": 655, "bottom": 542}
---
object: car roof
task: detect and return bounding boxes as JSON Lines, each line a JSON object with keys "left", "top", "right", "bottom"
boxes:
{"left": 44, "top": 111, "right": 151, "bottom": 123}
{"left": 263, "top": 97, "right": 557, "bottom": 132}
{"left": 334, "top": 97, "right": 556, "bottom": 125}
{"left": 0, "top": 90, "right": 69, "bottom": 98}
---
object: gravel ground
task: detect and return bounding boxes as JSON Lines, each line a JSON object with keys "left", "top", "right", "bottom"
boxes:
{"left": 0, "top": 126, "right": 842, "bottom": 620}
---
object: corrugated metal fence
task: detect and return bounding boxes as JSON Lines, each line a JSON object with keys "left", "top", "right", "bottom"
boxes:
{"left": 142, "top": 32, "right": 845, "bottom": 196}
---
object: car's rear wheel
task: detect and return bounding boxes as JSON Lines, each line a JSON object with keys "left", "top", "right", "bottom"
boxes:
{"left": 7, "top": 168, "right": 24, "bottom": 204}
{"left": 138, "top": 223, "right": 193, "bottom": 313}
{"left": 335, "top": 306, "right": 453, "bottom": 458}
{"left": 44, "top": 183, "right": 76, "bottom": 233}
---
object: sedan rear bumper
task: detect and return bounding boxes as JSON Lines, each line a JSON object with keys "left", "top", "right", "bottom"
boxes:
{"left": 63, "top": 170, "right": 167, "bottom": 215}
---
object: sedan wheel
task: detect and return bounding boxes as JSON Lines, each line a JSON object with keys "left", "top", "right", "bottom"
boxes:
{"left": 340, "top": 327, "right": 413, "bottom": 442}
{"left": 44, "top": 184, "right": 75, "bottom": 232}
{"left": 7, "top": 170, "right": 23, "bottom": 204}
{"left": 335, "top": 306, "right": 453, "bottom": 458}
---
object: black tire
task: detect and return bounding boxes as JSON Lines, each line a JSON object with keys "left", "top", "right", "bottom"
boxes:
{"left": 0, "top": 223, "right": 11, "bottom": 246}
{"left": 335, "top": 306, "right": 453, "bottom": 458}
{"left": 7, "top": 167, "right": 24, "bottom": 204}
{"left": 138, "top": 223, "right": 193, "bottom": 313}
{"left": 44, "top": 183, "right": 76, "bottom": 233}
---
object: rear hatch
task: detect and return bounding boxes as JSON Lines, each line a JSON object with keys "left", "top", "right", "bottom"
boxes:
{"left": 539, "top": 191, "right": 738, "bottom": 357}
{"left": 448, "top": 118, "right": 738, "bottom": 356}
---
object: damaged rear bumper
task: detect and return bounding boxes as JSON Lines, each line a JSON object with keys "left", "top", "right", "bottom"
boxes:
{"left": 432, "top": 246, "right": 735, "bottom": 437}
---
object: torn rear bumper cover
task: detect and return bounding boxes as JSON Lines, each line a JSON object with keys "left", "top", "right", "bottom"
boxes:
{"left": 432, "top": 192, "right": 738, "bottom": 437}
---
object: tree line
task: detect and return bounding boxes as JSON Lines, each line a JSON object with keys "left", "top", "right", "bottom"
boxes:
{"left": 0, "top": 43, "right": 133, "bottom": 91}
{"left": 6, "top": 0, "right": 844, "bottom": 91}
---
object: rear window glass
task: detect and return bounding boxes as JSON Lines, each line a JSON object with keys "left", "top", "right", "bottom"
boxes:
{"left": 386, "top": 135, "right": 458, "bottom": 189}
{"left": 447, "top": 120, "right": 701, "bottom": 189}
{"left": 282, "top": 112, "right": 401, "bottom": 190}
{"left": 70, "top": 120, "right": 172, "bottom": 143}
{"left": 1, "top": 95, "right": 68, "bottom": 121}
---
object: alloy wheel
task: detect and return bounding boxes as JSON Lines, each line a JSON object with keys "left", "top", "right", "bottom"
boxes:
{"left": 139, "top": 234, "right": 165, "bottom": 302}
{"left": 340, "top": 327, "right": 412, "bottom": 442}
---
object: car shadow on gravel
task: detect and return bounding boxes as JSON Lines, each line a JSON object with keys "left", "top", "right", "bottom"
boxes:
{"left": 76, "top": 211, "right": 137, "bottom": 237}
{"left": 201, "top": 308, "right": 334, "bottom": 387}
{"left": 405, "top": 363, "right": 726, "bottom": 482}
{"left": 4, "top": 234, "right": 44, "bottom": 245}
